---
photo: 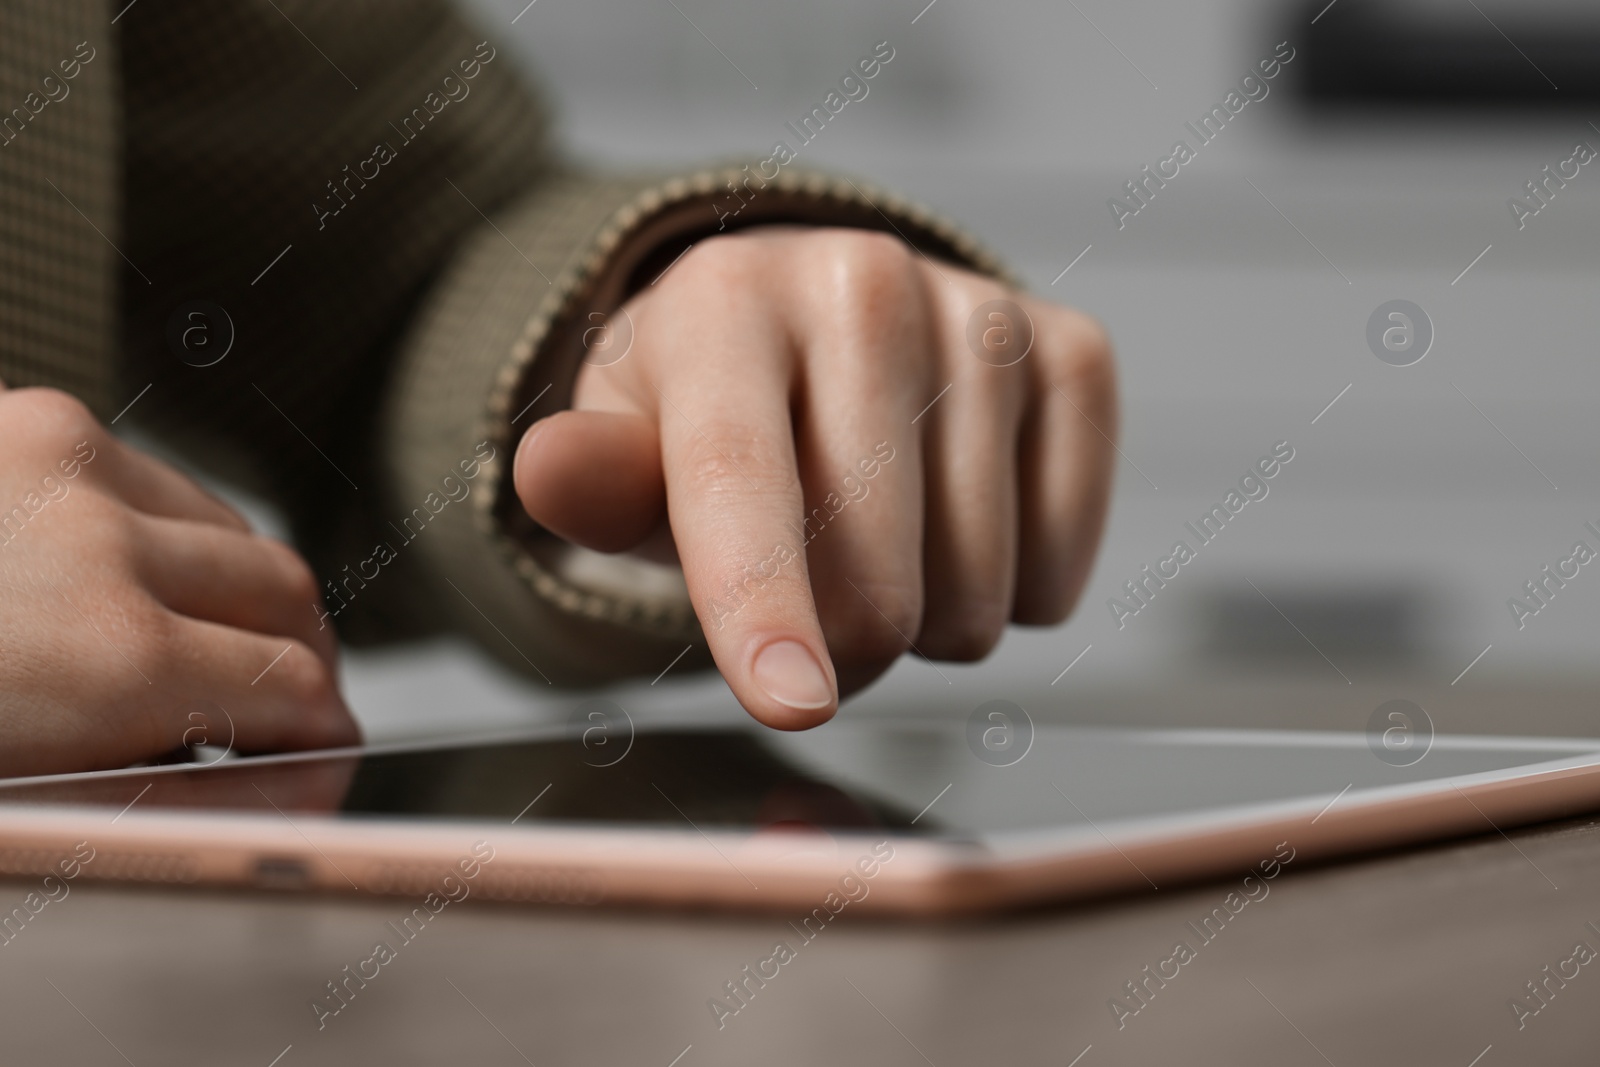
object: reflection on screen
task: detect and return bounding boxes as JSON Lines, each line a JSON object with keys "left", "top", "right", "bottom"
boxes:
{"left": 0, "top": 730, "right": 924, "bottom": 834}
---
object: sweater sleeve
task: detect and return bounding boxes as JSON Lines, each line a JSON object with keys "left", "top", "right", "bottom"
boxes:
{"left": 376, "top": 164, "right": 1005, "bottom": 684}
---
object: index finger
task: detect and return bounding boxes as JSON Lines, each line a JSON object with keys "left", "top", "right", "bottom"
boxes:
{"left": 648, "top": 332, "right": 837, "bottom": 730}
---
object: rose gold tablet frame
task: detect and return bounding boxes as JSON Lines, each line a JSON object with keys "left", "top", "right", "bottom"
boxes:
{"left": 0, "top": 736, "right": 1597, "bottom": 917}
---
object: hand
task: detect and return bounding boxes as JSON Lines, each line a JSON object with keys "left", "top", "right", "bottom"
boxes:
{"left": 514, "top": 227, "right": 1115, "bottom": 730}
{"left": 0, "top": 384, "right": 358, "bottom": 776}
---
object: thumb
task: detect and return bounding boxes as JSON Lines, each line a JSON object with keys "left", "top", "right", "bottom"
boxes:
{"left": 514, "top": 409, "right": 667, "bottom": 553}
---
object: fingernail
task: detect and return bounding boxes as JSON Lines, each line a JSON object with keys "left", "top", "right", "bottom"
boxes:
{"left": 752, "top": 640, "right": 833, "bottom": 711}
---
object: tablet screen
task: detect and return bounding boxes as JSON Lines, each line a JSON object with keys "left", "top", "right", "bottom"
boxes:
{"left": 0, "top": 718, "right": 1593, "bottom": 846}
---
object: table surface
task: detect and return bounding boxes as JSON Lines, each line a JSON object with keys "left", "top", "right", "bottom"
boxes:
{"left": 4, "top": 674, "right": 1598, "bottom": 1067}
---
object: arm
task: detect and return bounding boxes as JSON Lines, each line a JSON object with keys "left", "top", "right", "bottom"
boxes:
{"left": 113, "top": 2, "right": 1113, "bottom": 724}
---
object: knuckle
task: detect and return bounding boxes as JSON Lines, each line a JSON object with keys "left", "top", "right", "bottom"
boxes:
{"left": 274, "top": 642, "right": 337, "bottom": 707}
{"left": 827, "top": 579, "right": 922, "bottom": 664}
{"left": 679, "top": 417, "right": 795, "bottom": 496}
{"left": 822, "top": 228, "right": 914, "bottom": 277}
{"left": 4, "top": 387, "right": 103, "bottom": 451}
{"left": 309, "top": 707, "right": 359, "bottom": 748}
{"left": 260, "top": 537, "right": 321, "bottom": 606}
{"left": 15, "top": 386, "right": 95, "bottom": 425}
{"left": 101, "top": 508, "right": 147, "bottom": 566}
{"left": 1014, "top": 585, "right": 1077, "bottom": 628}
{"left": 197, "top": 488, "right": 250, "bottom": 531}
{"left": 959, "top": 275, "right": 1013, "bottom": 310}
{"left": 918, "top": 596, "right": 1009, "bottom": 662}
{"left": 1042, "top": 308, "right": 1116, "bottom": 400}
{"left": 668, "top": 233, "right": 764, "bottom": 290}
{"left": 814, "top": 230, "right": 917, "bottom": 317}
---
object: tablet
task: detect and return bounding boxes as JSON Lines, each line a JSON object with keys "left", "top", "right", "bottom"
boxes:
{"left": 0, "top": 714, "right": 1596, "bottom": 916}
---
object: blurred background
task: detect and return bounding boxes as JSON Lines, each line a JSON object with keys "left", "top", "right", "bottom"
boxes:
{"left": 195, "top": 0, "right": 1600, "bottom": 744}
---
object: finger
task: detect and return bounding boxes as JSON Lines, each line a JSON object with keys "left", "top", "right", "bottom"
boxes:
{"left": 647, "top": 253, "right": 836, "bottom": 729}
{"left": 514, "top": 410, "right": 666, "bottom": 553}
{"left": 0, "top": 387, "right": 245, "bottom": 531}
{"left": 791, "top": 236, "right": 930, "bottom": 680}
{"left": 1014, "top": 305, "right": 1117, "bottom": 623}
{"left": 915, "top": 278, "right": 1028, "bottom": 660}
{"left": 132, "top": 514, "right": 340, "bottom": 669}
{"left": 95, "top": 436, "right": 251, "bottom": 532}
{"left": 165, "top": 619, "right": 359, "bottom": 754}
